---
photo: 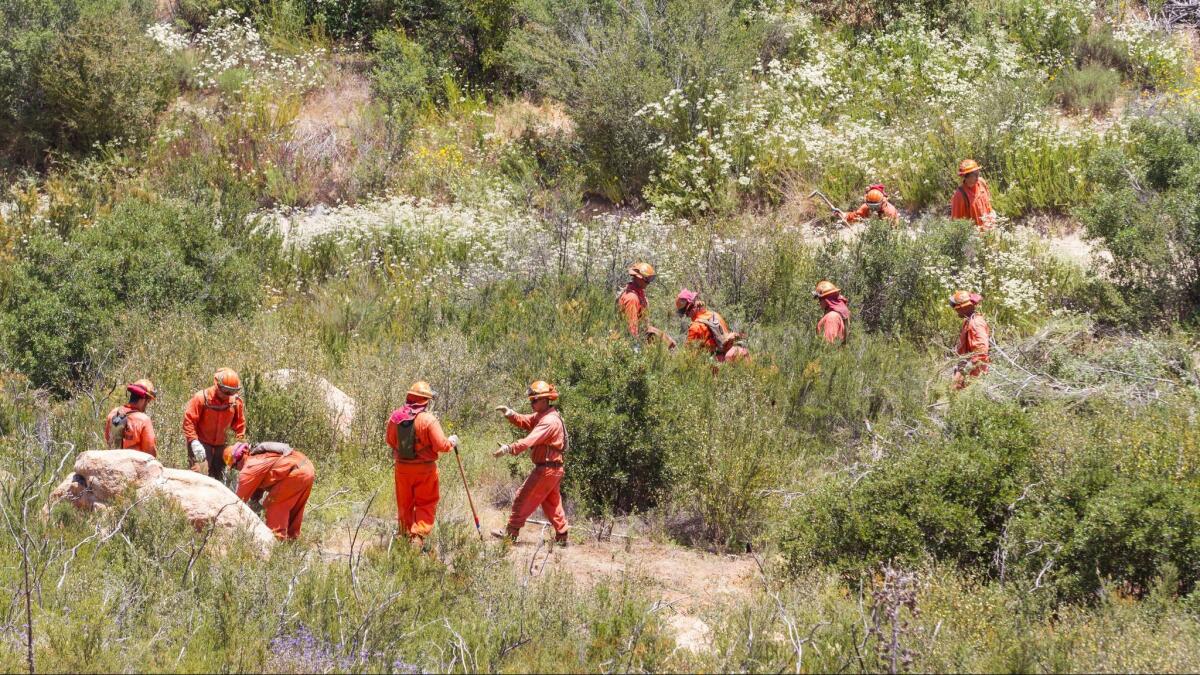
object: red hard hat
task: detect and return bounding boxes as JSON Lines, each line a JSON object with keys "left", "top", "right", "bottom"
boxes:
{"left": 223, "top": 442, "right": 250, "bottom": 467}
{"left": 127, "top": 378, "right": 158, "bottom": 400}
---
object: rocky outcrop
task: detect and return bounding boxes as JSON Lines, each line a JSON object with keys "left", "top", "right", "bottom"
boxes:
{"left": 49, "top": 450, "right": 276, "bottom": 553}
{"left": 262, "top": 369, "right": 356, "bottom": 440}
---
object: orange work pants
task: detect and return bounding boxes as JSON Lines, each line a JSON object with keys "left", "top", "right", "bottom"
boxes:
{"left": 394, "top": 462, "right": 440, "bottom": 538}
{"left": 262, "top": 463, "right": 314, "bottom": 540}
{"left": 508, "top": 465, "right": 568, "bottom": 534}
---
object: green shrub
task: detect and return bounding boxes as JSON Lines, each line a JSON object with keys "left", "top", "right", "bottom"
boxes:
{"left": 504, "top": 0, "right": 763, "bottom": 201}
{"left": 242, "top": 375, "right": 340, "bottom": 452}
{"left": 783, "top": 396, "right": 1040, "bottom": 574}
{"left": 1052, "top": 63, "right": 1121, "bottom": 115}
{"left": 1, "top": 198, "right": 268, "bottom": 394}
{"left": 370, "top": 28, "right": 434, "bottom": 141}
{"left": 0, "top": 0, "right": 173, "bottom": 168}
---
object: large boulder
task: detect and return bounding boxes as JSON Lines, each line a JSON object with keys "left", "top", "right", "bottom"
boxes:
{"left": 49, "top": 450, "right": 276, "bottom": 553}
{"left": 262, "top": 369, "right": 356, "bottom": 440}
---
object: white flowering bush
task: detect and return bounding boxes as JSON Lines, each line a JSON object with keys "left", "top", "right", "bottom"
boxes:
{"left": 925, "top": 230, "right": 1049, "bottom": 318}
{"left": 1110, "top": 16, "right": 1191, "bottom": 89}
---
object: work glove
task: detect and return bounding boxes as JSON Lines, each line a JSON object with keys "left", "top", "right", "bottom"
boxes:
{"left": 448, "top": 434, "right": 460, "bottom": 448}
{"left": 492, "top": 443, "right": 510, "bottom": 458}
{"left": 494, "top": 406, "right": 515, "bottom": 417}
{"left": 189, "top": 440, "right": 206, "bottom": 463}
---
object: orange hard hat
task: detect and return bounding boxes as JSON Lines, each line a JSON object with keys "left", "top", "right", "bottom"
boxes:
{"left": 406, "top": 381, "right": 437, "bottom": 401}
{"left": 628, "top": 262, "right": 656, "bottom": 282}
{"left": 865, "top": 188, "right": 886, "bottom": 205}
{"left": 949, "top": 290, "right": 982, "bottom": 309}
{"left": 958, "top": 159, "right": 982, "bottom": 176}
{"left": 526, "top": 380, "right": 559, "bottom": 402}
{"left": 224, "top": 442, "right": 250, "bottom": 467}
{"left": 213, "top": 368, "right": 241, "bottom": 394}
{"left": 813, "top": 280, "right": 840, "bottom": 298}
{"left": 127, "top": 378, "right": 158, "bottom": 400}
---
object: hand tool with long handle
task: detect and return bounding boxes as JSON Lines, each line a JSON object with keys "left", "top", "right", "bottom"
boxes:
{"left": 453, "top": 445, "right": 484, "bottom": 541}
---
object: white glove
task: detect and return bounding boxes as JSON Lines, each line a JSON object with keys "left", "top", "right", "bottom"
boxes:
{"left": 448, "top": 434, "right": 460, "bottom": 448}
{"left": 189, "top": 440, "right": 205, "bottom": 462}
{"left": 494, "top": 406, "right": 515, "bottom": 417}
{"left": 493, "top": 444, "right": 510, "bottom": 458}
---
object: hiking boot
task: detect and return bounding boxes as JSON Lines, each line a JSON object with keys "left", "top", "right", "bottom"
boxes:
{"left": 491, "top": 527, "right": 518, "bottom": 543}
{"left": 554, "top": 531, "right": 569, "bottom": 548}
{"left": 409, "top": 534, "right": 425, "bottom": 551}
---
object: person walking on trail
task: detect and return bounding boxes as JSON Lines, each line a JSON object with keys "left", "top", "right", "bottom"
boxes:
{"left": 813, "top": 281, "right": 850, "bottom": 345}
{"left": 950, "top": 159, "right": 997, "bottom": 232}
{"left": 183, "top": 367, "right": 247, "bottom": 482}
{"left": 224, "top": 442, "right": 314, "bottom": 541}
{"left": 950, "top": 291, "right": 991, "bottom": 389}
{"left": 491, "top": 381, "right": 569, "bottom": 547}
{"left": 105, "top": 379, "right": 159, "bottom": 456}
{"left": 617, "top": 262, "right": 676, "bottom": 349}
{"left": 675, "top": 289, "right": 750, "bottom": 364}
{"left": 838, "top": 185, "right": 899, "bottom": 226}
{"left": 387, "top": 381, "right": 459, "bottom": 549}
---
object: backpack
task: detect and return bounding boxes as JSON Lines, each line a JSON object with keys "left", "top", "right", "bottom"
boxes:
{"left": 700, "top": 313, "right": 744, "bottom": 354}
{"left": 393, "top": 412, "right": 420, "bottom": 460}
{"left": 108, "top": 410, "right": 130, "bottom": 449}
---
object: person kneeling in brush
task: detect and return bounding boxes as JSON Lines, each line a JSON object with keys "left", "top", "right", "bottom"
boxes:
{"left": 225, "top": 442, "right": 315, "bottom": 541}
{"left": 491, "top": 381, "right": 569, "bottom": 547}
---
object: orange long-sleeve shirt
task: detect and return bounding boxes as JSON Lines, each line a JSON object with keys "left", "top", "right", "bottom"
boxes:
{"left": 617, "top": 283, "right": 647, "bottom": 337}
{"left": 386, "top": 410, "right": 453, "bottom": 463}
{"left": 844, "top": 201, "right": 899, "bottom": 225}
{"left": 504, "top": 408, "right": 566, "bottom": 465}
{"left": 105, "top": 405, "right": 157, "bottom": 456}
{"left": 236, "top": 450, "right": 314, "bottom": 502}
{"left": 951, "top": 180, "right": 996, "bottom": 231}
{"left": 817, "top": 311, "right": 846, "bottom": 344}
{"left": 182, "top": 386, "right": 246, "bottom": 446}
{"left": 956, "top": 313, "right": 991, "bottom": 363}
{"left": 686, "top": 309, "right": 733, "bottom": 354}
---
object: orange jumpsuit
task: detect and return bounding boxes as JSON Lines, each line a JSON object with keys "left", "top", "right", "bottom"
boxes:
{"left": 387, "top": 405, "right": 453, "bottom": 539}
{"left": 954, "top": 312, "right": 991, "bottom": 388}
{"left": 502, "top": 408, "right": 568, "bottom": 535}
{"left": 236, "top": 449, "right": 315, "bottom": 540}
{"left": 950, "top": 179, "right": 997, "bottom": 231}
{"left": 844, "top": 201, "right": 899, "bottom": 225}
{"left": 182, "top": 386, "right": 247, "bottom": 481}
{"left": 105, "top": 405, "right": 157, "bottom": 456}
{"left": 617, "top": 283, "right": 648, "bottom": 337}
{"left": 817, "top": 311, "right": 846, "bottom": 344}
{"left": 686, "top": 309, "right": 749, "bottom": 363}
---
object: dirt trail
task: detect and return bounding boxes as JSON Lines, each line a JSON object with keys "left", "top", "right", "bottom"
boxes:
{"left": 317, "top": 501, "right": 758, "bottom": 653}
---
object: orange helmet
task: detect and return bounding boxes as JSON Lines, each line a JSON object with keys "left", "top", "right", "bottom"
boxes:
{"left": 949, "top": 290, "right": 981, "bottom": 309}
{"left": 213, "top": 368, "right": 241, "bottom": 394}
{"left": 813, "top": 280, "right": 840, "bottom": 298}
{"left": 223, "top": 442, "right": 250, "bottom": 467}
{"left": 526, "top": 380, "right": 559, "bottom": 402}
{"left": 865, "top": 188, "right": 886, "bottom": 205}
{"left": 628, "top": 262, "right": 656, "bottom": 282}
{"left": 406, "top": 381, "right": 437, "bottom": 401}
{"left": 958, "top": 159, "right": 982, "bottom": 176}
{"left": 127, "top": 378, "right": 158, "bottom": 400}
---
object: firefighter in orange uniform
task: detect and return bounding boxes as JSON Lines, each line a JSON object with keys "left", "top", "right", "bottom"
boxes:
{"left": 225, "top": 442, "right": 315, "bottom": 541}
{"left": 387, "top": 381, "right": 458, "bottom": 549}
{"left": 491, "top": 381, "right": 569, "bottom": 546}
{"left": 950, "top": 290, "right": 991, "bottom": 389}
{"left": 183, "top": 368, "right": 247, "bottom": 482}
{"left": 105, "top": 379, "right": 159, "bottom": 456}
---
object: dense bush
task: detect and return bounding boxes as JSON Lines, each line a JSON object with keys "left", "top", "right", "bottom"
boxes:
{"left": 1, "top": 198, "right": 268, "bottom": 393}
{"left": 1052, "top": 63, "right": 1122, "bottom": 115}
{"left": 1079, "top": 112, "right": 1200, "bottom": 325}
{"left": 0, "top": 0, "right": 174, "bottom": 168}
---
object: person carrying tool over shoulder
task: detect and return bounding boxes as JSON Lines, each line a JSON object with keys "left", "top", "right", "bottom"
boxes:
{"left": 183, "top": 368, "right": 246, "bottom": 482}
{"left": 813, "top": 281, "right": 850, "bottom": 345}
{"left": 949, "top": 290, "right": 991, "bottom": 389}
{"left": 491, "top": 381, "right": 569, "bottom": 546}
{"left": 105, "top": 379, "right": 159, "bottom": 456}
{"left": 950, "top": 159, "right": 997, "bottom": 232}
{"left": 387, "top": 381, "right": 459, "bottom": 549}
{"left": 224, "top": 442, "right": 315, "bottom": 541}
{"left": 837, "top": 185, "right": 899, "bottom": 226}
{"left": 617, "top": 262, "right": 676, "bottom": 349}
{"left": 675, "top": 289, "right": 750, "bottom": 364}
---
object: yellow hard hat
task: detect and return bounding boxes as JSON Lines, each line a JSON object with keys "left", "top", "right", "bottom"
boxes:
{"left": 526, "top": 380, "right": 559, "bottom": 402}
{"left": 628, "top": 262, "right": 656, "bottom": 282}
{"left": 813, "top": 280, "right": 840, "bottom": 298}
{"left": 213, "top": 368, "right": 242, "bottom": 394}
{"left": 958, "top": 159, "right": 982, "bottom": 176}
{"left": 406, "top": 381, "right": 437, "bottom": 401}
